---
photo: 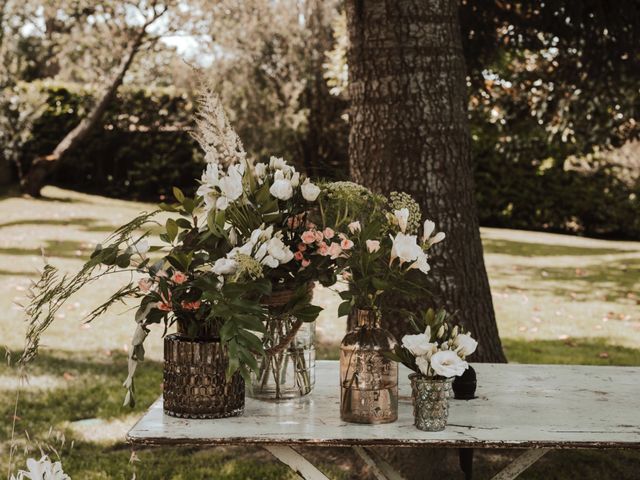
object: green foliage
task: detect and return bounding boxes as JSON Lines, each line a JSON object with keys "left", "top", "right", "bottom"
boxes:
{"left": 19, "top": 82, "right": 202, "bottom": 200}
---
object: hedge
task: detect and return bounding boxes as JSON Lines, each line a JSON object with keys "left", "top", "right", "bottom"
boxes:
{"left": 13, "top": 82, "right": 640, "bottom": 239}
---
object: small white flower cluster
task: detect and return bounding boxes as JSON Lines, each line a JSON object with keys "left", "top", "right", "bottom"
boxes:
{"left": 389, "top": 208, "right": 445, "bottom": 275}
{"left": 402, "top": 325, "right": 477, "bottom": 378}
{"left": 212, "top": 225, "right": 295, "bottom": 277}
{"left": 11, "top": 456, "right": 69, "bottom": 480}
{"left": 196, "top": 161, "right": 245, "bottom": 212}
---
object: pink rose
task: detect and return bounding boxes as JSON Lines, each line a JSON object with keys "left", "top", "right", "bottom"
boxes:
{"left": 301, "top": 258, "right": 311, "bottom": 268}
{"left": 314, "top": 231, "right": 324, "bottom": 243}
{"left": 172, "top": 271, "right": 187, "bottom": 284}
{"left": 294, "top": 251, "right": 304, "bottom": 261}
{"left": 138, "top": 278, "right": 153, "bottom": 292}
{"left": 157, "top": 292, "right": 172, "bottom": 312}
{"left": 366, "top": 239, "right": 381, "bottom": 253}
{"left": 317, "top": 241, "right": 329, "bottom": 256}
{"left": 301, "top": 230, "right": 316, "bottom": 244}
{"left": 323, "top": 227, "right": 335, "bottom": 239}
{"left": 340, "top": 238, "right": 354, "bottom": 250}
{"left": 328, "top": 242, "right": 343, "bottom": 259}
{"left": 181, "top": 300, "right": 201, "bottom": 311}
{"left": 298, "top": 243, "right": 307, "bottom": 252}
{"left": 306, "top": 221, "right": 316, "bottom": 229}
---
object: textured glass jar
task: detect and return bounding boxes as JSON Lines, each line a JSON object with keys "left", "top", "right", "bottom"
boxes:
{"left": 409, "top": 374, "right": 453, "bottom": 431}
{"left": 163, "top": 333, "right": 244, "bottom": 419}
{"left": 249, "top": 286, "right": 316, "bottom": 401}
{"left": 340, "top": 309, "right": 398, "bottom": 424}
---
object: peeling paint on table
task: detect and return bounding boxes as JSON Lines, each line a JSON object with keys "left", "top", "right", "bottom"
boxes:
{"left": 127, "top": 361, "right": 640, "bottom": 450}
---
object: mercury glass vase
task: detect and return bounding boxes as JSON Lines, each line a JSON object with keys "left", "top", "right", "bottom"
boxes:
{"left": 409, "top": 374, "right": 454, "bottom": 431}
{"left": 249, "top": 285, "right": 316, "bottom": 401}
{"left": 340, "top": 309, "right": 398, "bottom": 424}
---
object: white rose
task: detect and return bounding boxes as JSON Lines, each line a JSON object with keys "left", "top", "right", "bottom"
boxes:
{"left": 269, "top": 156, "right": 285, "bottom": 170}
{"left": 212, "top": 257, "right": 237, "bottom": 275}
{"left": 390, "top": 233, "right": 422, "bottom": 264}
{"left": 348, "top": 221, "right": 361, "bottom": 234}
{"left": 267, "top": 236, "right": 294, "bottom": 264}
{"left": 402, "top": 333, "right": 436, "bottom": 356}
{"left": 454, "top": 333, "right": 478, "bottom": 357}
{"left": 415, "top": 355, "right": 432, "bottom": 376}
{"left": 422, "top": 219, "right": 435, "bottom": 242}
{"left": 300, "top": 178, "right": 320, "bottom": 202}
{"left": 270, "top": 179, "right": 294, "bottom": 200}
{"left": 430, "top": 350, "right": 468, "bottom": 378}
{"left": 394, "top": 208, "right": 409, "bottom": 233}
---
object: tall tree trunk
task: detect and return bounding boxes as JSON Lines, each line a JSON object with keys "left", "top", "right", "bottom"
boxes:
{"left": 21, "top": 8, "right": 166, "bottom": 197}
{"left": 346, "top": 0, "right": 506, "bottom": 363}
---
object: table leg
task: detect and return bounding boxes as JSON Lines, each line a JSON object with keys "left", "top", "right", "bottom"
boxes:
{"left": 352, "top": 446, "right": 406, "bottom": 480}
{"left": 490, "top": 449, "right": 550, "bottom": 480}
{"left": 264, "top": 445, "right": 330, "bottom": 480}
{"left": 459, "top": 448, "right": 474, "bottom": 480}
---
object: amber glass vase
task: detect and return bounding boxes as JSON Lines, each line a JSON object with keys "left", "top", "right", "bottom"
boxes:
{"left": 340, "top": 309, "right": 398, "bottom": 424}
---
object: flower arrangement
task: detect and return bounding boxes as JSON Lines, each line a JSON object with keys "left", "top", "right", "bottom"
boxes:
{"left": 317, "top": 182, "right": 445, "bottom": 316}
{"left": 389, "top": 308, "right": 478, "bottom": 379}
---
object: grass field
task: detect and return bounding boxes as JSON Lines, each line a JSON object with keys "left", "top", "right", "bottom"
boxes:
{"left": 1, "top": 187, "right": 639, "bottom": 479}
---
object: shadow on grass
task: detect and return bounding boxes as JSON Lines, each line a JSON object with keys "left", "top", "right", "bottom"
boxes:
{"left": 521, "top": 258, "right": 640, "bottom": 302}
{"left": 0, "top": 351, "right": 163, "bottom": 438}
{"left": 483, "top": 239, "right": 627, "bottom": 257}
{"left": 503, "top": 337, "right": 640, "bottom": 366}
{"left": 0, "top": 217, "right": 119, "bottom": 234}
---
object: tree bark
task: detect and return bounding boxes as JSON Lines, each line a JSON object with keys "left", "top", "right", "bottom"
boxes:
{"left": 346, "top": 0, "right": 506, "bottom": 363}
{"left": 21, "top": 8, "right": 166, "bottom": 197}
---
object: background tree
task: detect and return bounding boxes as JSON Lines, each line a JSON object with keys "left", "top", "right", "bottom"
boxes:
{"left": 345, "top": 0, "right": 506, "bottom": 362}
{"left": 16, "top": 0, "right": 187, "bottom": 196}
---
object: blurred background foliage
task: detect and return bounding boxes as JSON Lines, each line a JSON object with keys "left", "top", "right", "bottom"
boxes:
{"left": 1, "top": 0, "right": 638, "bottom": 238}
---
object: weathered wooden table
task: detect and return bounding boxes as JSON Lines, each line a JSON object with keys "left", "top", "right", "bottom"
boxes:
{"left": 127, "top": 361, "right": 640, "bottom": 479}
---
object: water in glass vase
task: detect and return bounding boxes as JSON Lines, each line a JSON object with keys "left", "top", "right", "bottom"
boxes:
{"left": 340, "top": 309, "right": 398, "bottom": 424}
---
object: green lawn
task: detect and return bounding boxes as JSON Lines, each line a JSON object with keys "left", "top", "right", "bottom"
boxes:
{"left": 1, "top": 187, "right": 639, "bottom": 479}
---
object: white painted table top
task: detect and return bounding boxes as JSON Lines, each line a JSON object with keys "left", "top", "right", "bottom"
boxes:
{"left": 127, "top": 361, "right": 640, "bottom": 449}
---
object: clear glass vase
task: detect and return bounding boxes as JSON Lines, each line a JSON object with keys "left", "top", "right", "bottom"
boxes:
{"left": 410, "top": 374, "right": 453, "bottom": 431}
{"left": 340, "top": 309, "right": 398, "bottom": 424}
{"left": 249, "top": 288, "right": 316, "bottom": 401}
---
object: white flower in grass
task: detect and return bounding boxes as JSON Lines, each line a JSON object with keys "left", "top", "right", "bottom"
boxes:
{"left": 390, "top": 233, "right": 423, "bottom": 264}
{"left": 301, "top": 178, "right": 321, "bottom": 202}
{"left": 270, "top": 178, "right": 294, "bottom": 200}
{"left": 430, "top": 350, "right": 468, "bottom": 378}
{"left": 212, "top": 257, "right": 238, "bottom": 275}
{"left": 402, "top": 332, "right": 436, "bottom": 356}
{"left": 453, "top": 333, "right": 478, "bottom": 357}
{"left": 13, "top": 456, "right": 70, "bottom": 480}
{"left": 394, "top": 208, "right": 409, "bottom": 233}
